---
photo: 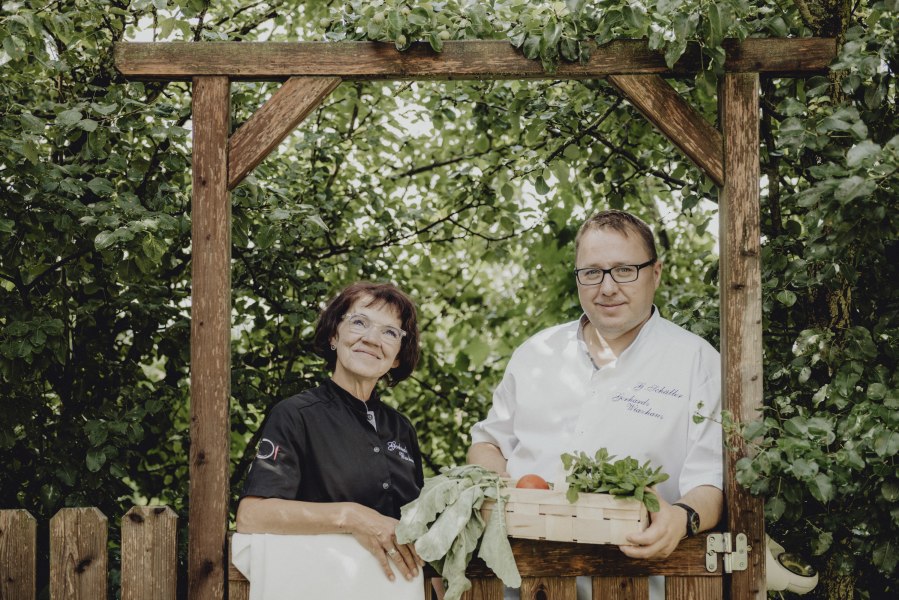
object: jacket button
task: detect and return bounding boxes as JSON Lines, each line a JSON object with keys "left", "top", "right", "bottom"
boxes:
{"left": 373, "top": 446, "right": 381, "bottom": 453}
{"left": 382, "top": 482, "right": 390, "bottom": 490}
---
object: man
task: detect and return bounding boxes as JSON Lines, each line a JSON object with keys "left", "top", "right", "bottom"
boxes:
{"left": 468, "top": 210, "right": 723, "bottom": 565}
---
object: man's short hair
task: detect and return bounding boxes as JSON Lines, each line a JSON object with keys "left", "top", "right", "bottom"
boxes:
{"left": 575, "top": 209, "right": 658, "bottom": 261}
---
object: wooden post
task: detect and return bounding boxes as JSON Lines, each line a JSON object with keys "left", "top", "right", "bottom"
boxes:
{"left": 719, "top": 72, "right": 765, "bottom": 599}
{"left": 49, "top": 508, "right": 108, "bottom": 600}
{"left": 0, "top": 510, "right": 37, "bottom": 600}
{"left": 190, "top": 75, "right": 231, "bottom": 600}
{"left": 122, "top": 506, "right": 178, "bottom": 600}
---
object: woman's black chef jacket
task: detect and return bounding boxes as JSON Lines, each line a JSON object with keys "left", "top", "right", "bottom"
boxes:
{"left": 241, "top": 379, "right": 424, "bottom": 519}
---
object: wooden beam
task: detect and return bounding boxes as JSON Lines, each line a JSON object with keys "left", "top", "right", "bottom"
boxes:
{"left": 609, "top": 74, "right": 724, "bottom": 186}
{"left": 189, "top": 75, "right": 231, "bottom": 600}
{"left": 719, "top": 72, "right": 766, "bottom": 599}
{"left": 228, "top": 76, "right": 340, "bottom": 190}
{"left": 114, "top": 38, "right": 835, "bottom": 81}
{"left": 465, "top": 536, "right": 719, "bottom": 577}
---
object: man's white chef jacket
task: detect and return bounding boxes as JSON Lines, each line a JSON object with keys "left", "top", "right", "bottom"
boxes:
{"left": 470, "top": 308, "right": 722, "bottom": 503}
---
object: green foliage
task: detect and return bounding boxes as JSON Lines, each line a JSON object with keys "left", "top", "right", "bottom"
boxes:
{"left": 1, "top": 0, "right": 897, "bottom": 597}
{"left": 561, "top": 448, "right": 669, "bottom": 512}
{"left": 325, "top": 0, "right": 753, "bottom": 72}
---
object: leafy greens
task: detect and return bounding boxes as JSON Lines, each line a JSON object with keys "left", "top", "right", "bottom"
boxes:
{"left": 562, "top": 448, "right": 670, "bottom": 512}
{"left": 396, "top": 465, "right": 521, "bottom": 600}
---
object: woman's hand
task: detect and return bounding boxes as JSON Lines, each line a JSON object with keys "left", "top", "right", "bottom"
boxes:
{"left": 347, "top": 504, "right": 424, "bottom": 582}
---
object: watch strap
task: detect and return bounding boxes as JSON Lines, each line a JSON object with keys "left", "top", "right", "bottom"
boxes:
{"left": 673, "top": 502, "right": 700, "bottom": 537}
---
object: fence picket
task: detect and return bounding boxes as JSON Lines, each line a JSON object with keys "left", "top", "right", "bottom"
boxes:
{"left": 520, "top": 576, "right": 577, "bottom": 599}
{"left": 0, "top": 510, "right": 37, "bottom": 600}
{"left": 594, "top": 576, "right": 649, "bottom": 599}
{"left": 49, "top": 508, "right": 107, "bottom": 600}
{"left": 460, "top": 577, "right": 503, "bottom": 600}
{"left": 121, "top": 506, "right": 177, "bottom": 600}
{"left": 666, "top": 575, "right": 723, "bottom": 599}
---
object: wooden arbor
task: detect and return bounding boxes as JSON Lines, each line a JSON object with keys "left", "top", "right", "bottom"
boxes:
{"left": 114, "top": 38, "right": 836, "bottom": 600}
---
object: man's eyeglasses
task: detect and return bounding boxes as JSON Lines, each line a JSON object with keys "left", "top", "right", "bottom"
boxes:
{"left": 342, "top": 313, "right": 407, "bottom": 344}
{"left": 574, "top": 259, "right": 656, "bottom": 286}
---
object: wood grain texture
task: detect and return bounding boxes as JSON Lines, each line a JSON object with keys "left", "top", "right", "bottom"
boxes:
{"left": 49, "top": 508, "right": 108, "bottom": 600}
{"left": 465, "top": 536, "right": 718, "bottom": 577}
{"left": 189, "top": 75, "right": 231, "bottom": 600}
{"left": 608, "top": 74, "right": 724, "bottom": 186}
{"left": 228, "top": 76, "right": 340, "bottom": 189}
{"left": 520, "top": 576, "right": 577, "bottom": 600}
{"left": 227, "top": 534, "right": 250, "bottom": 600}
{"left": 593, "top": 576, "right": 649, "bottom": 599}
{"left": 121, "top": 506, "right": 178, "bottom": 600}
{"left": 460, "top": 577, "right": 504, "bottom": 600}
{"left": 114, "top": 39, "right": 835, "bottom": 81}
{"left": 666, "top": 575, "right": 724, "bottom": 599}
{"left": 719, "top": 72, "right": 766, "bottom": 600}
{"left": 0, "top": 510, "right": 36, "bottom": 600}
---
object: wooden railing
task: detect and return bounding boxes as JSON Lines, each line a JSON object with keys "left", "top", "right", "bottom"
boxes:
{"left": 1, "top": 508, "right": 724, "bottom": 599}
{"left": 226, "top": 532, "right": 724, "bottom": 599}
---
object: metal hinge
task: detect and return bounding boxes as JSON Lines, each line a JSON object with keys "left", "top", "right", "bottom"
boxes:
{"left": 706, "top": 532, "right": 750, "bottom": 573}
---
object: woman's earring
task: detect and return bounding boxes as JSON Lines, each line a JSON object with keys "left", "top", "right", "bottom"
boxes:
{"left": 330, "top": 343, "right": 336, "bottom": 350}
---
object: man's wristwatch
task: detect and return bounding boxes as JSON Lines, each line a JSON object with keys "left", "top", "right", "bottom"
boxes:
{"left": 673, "top": 502, "right": 701, "bottom": 538}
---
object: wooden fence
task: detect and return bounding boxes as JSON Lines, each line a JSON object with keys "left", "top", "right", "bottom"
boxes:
{"left": 2, "top": 507, "right": 726, "bottom": 600}
{"left": 0, "top": 507, "right": 177, "bottom": 600}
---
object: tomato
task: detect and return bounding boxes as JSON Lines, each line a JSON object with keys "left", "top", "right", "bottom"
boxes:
{"left": 515, "top": 474, "right": 550, "bottom": 489}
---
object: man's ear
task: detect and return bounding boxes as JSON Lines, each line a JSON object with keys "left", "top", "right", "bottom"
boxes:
{"left": 650, "top": 257, "right": 661, "bottom": 279}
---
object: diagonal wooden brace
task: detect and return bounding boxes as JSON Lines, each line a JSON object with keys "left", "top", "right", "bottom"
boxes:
{"left": 228, "top": 76, "right": 341, "bottom": 190}
{"left": 608, "top": 74, "right": 724, "bottom": 187}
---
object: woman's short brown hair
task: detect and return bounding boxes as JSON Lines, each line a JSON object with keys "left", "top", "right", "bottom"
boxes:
{"left": 314, "top": 282, "right": 420, "bottom": 386}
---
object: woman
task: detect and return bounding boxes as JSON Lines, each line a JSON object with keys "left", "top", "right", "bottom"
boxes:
{"left": 236, "top": 281, "right": 425, "bottom": 585}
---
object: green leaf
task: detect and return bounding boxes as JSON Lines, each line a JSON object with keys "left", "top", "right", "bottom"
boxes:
{"left": 846, "top": 140, "right": 881, "bottom": 167}
{"left": 562, "top": 143, "right": 580, "bottom": 161}
{"left": 535, "top": 176, "right": 549, "bottom": 195}
{"left": 809, "top": 472, "right": 834, "bottom": 502}
{"left": 543, "top": 21, "right": 563, "bottom": 48}
{"left": 766, "top": 496, "right": 786, "bottom": 521}
{"left": 142, "top": 235, "right": 167, "bottom": 262}
{"left": 867, "top": 382, "right": 887, "bottom": 400}
{"left": 57, "top": 108, "right": 83, "bottom": 126}
{"left": 86, "top": 448, "right": 106, "bottom": 472}
{"left": 87, "top": 177, "right": 114, "bottom": 195}
{"left": 776, "top": 290, "right": 797, "bottom": 307}
{"left": 874, "top": 431, "right": 899, "bottom": 457}
{"left": 834, "top": 176, "right": 875, "bottom": 204}
{"left": 882, "top": 481, "right": 899, "bottom": 502}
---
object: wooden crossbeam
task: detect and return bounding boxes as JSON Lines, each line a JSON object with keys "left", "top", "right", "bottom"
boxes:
{"left": 609, "top": 74, "right": 724, "bottom": 187}
{"left": 228, "top": 76, "right": 341, "bottom": 189}
{"left": 114, "top": 38, "right": 835, "bottom": 81}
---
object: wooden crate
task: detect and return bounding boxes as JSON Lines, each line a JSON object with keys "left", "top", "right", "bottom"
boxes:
{"left": 483, "top": 488, "right": 649, "bottom": 545}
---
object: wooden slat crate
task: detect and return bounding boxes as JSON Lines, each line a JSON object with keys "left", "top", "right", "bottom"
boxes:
{"left": 483, "top": 488, "right": 648, "bottom": 545}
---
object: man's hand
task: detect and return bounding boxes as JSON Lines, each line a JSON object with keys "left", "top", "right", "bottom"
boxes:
{"left": 618, "top": 485, "right": 723, "bottom": 560}
{"left": 618, "top": 496, "right": 685, "bottom": 560}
